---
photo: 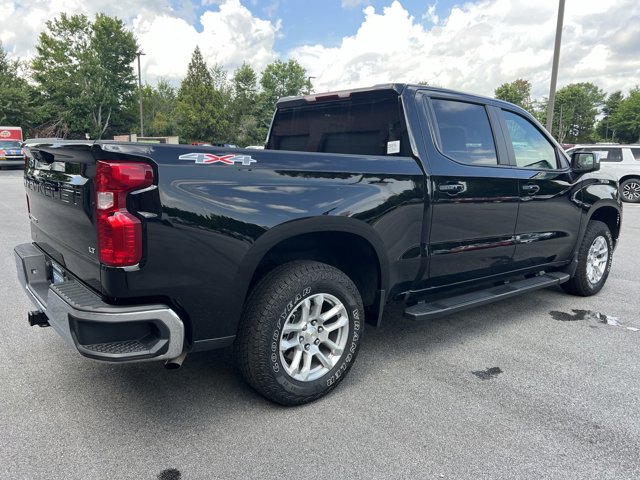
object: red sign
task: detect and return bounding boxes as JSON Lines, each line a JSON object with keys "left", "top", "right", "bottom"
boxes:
{"left": 0, "top": 127, "right": 23, "bottom": 142}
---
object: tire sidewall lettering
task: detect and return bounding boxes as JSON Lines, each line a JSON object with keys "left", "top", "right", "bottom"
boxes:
{"left": 325, "top": 305, "right": 360, "bottom": 388}
{"left": 271, "top": 286, "right": 313, "bottom": 374}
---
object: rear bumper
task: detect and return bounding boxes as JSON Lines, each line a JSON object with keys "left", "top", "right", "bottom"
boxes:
{"left": 14, "top": 243, "right": 185, "bottom": 363}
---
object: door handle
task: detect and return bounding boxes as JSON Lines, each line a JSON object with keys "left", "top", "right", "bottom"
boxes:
{"left": 438, "top": 182, "right": 466, "bottom": 194}
{"left": 522, "top": 183, "right": 540, "bottom": 194}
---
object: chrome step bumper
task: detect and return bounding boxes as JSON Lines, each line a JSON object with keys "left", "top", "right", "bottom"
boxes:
{"left": 14, "top": 243, "right": 185, "bottom": 363}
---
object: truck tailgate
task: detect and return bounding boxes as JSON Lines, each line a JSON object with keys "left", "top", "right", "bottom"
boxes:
{"left": 24, "top": 142, "right": 102, "bottom": 291}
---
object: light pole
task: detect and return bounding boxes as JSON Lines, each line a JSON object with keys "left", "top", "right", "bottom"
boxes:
{"left": 136, "top": 51, "right": 146, "bottom": 137}
{"left": 546, "top": 0, "right": 565, "bottom": 135}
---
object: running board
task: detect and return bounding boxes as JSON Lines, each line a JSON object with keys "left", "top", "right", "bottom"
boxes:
{"left": 404, "top": 272, "right": 570, "bottom": 321}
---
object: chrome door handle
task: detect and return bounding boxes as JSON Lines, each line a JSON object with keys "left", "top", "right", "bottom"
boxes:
{"left": 522, "top": 183, "right": 540, "bottom": 194}
{"left": 438, "top": 183, "right": 465, "bottom": 194}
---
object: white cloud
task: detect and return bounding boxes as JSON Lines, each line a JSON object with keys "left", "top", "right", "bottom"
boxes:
{"left": 1, "top": 0, "right": 277, "bottom": 85}
{"left": 1, "top": 0, "right": 639, "bottom": 100}
{"left": 292, "top": 0, "right": 640, "bottom": 98}
{"left": 422, "top": 3, "right": 439, "bottom": 25}
{"left": 134, "top": 0, "right": 278, "bottom": 84}
{"left": 0, "top": 0, "right": 167, "bottom": 57}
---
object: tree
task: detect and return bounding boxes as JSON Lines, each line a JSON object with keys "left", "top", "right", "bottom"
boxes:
{"left": 142, "top": 79, "right": 178, "bottom": 137}
{"left": 175, "top": 46, "right": 228, "bottom": 143}
{"left": 550, "top": 83, "right": 605, "bottom": 143}
{"left": 210, "top": 63, "right": 233, "bottom": 142}
{"left": 259, "top": 59, "right": 309, "bottom": 106}
{"left": 597, "top": 91, "right": 624, "bottom": 141}
{"left": 0, "top": 42, "right": 37, "bottom": 128}
{"left": 31, "top": 13, "right": 138, "bottom": 138}
{"left": 608, "top": 87, "right": 640, "bottom": 143}
{"left": 257, "top": 59, "right": 309, "bottom": 141}
{"left": 495, "top": 79, "right": 533, "bottom": 111}
{"left": 230, "top": 63, "right": 261, "bottom": 146}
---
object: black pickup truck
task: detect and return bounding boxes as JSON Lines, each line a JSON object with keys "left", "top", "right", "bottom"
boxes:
{"left": 14, "top": 84, "right": 621, "bottom": 405}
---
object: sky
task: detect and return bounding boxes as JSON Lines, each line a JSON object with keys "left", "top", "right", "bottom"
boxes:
{"left": 1, "top": 0, "right": 639, "bottom": 99}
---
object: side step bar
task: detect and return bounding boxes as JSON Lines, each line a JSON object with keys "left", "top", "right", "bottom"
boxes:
{"left": 404, "top": 272, "right": 570, "bottom": 321}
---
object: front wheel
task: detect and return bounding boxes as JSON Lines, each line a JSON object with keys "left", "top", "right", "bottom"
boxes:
{"left": 235, "top": 261, "right": 364, "bottom": 405}
{"left": 562, "top": 220, "right": 613, "bottom": 296}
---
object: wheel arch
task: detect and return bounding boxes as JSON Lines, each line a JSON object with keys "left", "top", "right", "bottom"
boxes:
{"left": 587, "top": 203, "right": 621, "bottom": 244}
{"left": 619, "top": 174, "right": 640, "bottom": 184}
{"left": 234, "top": 217, "right": 390, "bottom": 316}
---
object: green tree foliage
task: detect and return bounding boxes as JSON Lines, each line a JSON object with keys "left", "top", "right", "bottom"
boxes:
{"left": 259, "top": 59, "right": 309, "bottom": 106}
{"left": 495, "top": 79, "right": 533, "bottom": 111}
{"left": 0, "top": 42, "right": 36, "bottom": 128}
{"left": 608, "top": 87, "right": 640, "bottom": 143}
{"left": 256, "top": 59, "right": 309, "bottom": 140}
{"left": 210, "top": 64, "right": 233, "bottom": 141}
{"left": 31, "top": 13, "right": 138, "bottom": 138}
{"left": 145, "top": 58, "right": 311, "bottom": 146}
{"left": 176, "top": 47, "right": 228, "bottom": 143}
{"left": 596, "top": 91, "right": 624, "bottom": 141}
{"left": 142, "top": 79, "right": 178, "bottom": 137}
{"left": 231, "top": 63, "right": 261, "bottom": 146}
{"left": 529, "top": 99, "right": 548, "bottom": 125}
{"left": 550, "top": 82, "right": 605, "bottom": 143}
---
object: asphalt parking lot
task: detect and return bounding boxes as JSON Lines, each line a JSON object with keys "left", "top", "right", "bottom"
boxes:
{"left": 1, "top": 167, "right": 639, "bottom": 480}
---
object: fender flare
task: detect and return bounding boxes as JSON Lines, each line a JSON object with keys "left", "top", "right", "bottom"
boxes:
{"left": 233, "top": 216, "right": 391, "bottom": 305}
{"left": 585, "top": 199, "right": 622, "bottom": 235}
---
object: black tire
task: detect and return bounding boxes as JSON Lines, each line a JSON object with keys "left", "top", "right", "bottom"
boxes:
{"left": 620, "top": 178, "right": 640, "bottom": 203}
{"left": 235, "top": 261, "right": 364, "bottom": 405}
{"left": 562, "top": 220, "right": 613, "bottom": 296}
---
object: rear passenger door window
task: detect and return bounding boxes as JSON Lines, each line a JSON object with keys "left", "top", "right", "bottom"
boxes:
{"left": 431, "top": 99, "right": 498, "bottom": 166}
{"left": 575, "top": 148, "right": 622, "bottom": 163}
{"left": 502, "top": 111, "right": 560, "bottom": 170}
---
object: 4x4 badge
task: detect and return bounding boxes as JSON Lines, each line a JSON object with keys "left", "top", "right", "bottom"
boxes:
{"left": 178, "top": 153, "right": 256, "bottom": 166}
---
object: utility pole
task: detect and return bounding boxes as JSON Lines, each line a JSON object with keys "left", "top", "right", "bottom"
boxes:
{"left": 546, "top": 0, "right": 565, "bottom": 135}
{"left": 137, "top": 51, "right": 146, "bottom": 137}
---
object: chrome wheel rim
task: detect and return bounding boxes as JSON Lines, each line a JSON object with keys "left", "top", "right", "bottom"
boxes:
{"left": 622, "top": 181, "right": 640, "bottom": 201}
{"left": 279, "top": 293, "right": 349, "bottom": 382}
{"left": 586, "top": 236, "right": 609, "bottom": 285}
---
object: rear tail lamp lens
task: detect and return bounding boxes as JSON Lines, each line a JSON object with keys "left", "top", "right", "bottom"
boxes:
{"left": 95, "top": 161, "right": 153, "bottom": 267}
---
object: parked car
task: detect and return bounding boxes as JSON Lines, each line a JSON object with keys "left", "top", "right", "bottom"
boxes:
{"left": 0, "top": 139, "right": 24, "bottom": 169}
{"left": 15, "top": 84, "right": 621, "bottom": 405}
{"left": 566, "top": 144, "right": 640, "bottom": 203}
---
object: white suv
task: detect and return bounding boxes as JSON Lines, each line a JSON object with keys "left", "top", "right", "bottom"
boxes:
{"left": 566, "top": 144, "right": 640, "bottom": 203}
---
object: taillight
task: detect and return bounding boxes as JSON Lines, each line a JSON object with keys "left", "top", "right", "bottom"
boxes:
{"left": 95, "top": 161, "right": 153, "bottom": 267}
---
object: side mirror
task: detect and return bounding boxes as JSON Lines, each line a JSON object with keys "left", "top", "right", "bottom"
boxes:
{"left": 571, "top": 151, "right": 600, "bottom": 173}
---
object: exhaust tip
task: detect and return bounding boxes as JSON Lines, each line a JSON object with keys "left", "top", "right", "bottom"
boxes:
{"left": 164, "top": 351, "right": 187, "bottom": 370}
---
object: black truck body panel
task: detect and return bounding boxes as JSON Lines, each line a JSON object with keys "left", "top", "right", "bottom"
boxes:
{"left": 18, "top": 84, "right": 622, "bottom": 357}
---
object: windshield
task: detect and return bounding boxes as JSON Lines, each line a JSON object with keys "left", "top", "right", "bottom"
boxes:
{"left": 0, "top": 140, "right": 21, "bottom": 149}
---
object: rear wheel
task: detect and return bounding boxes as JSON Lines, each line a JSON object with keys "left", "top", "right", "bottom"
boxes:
{"left": 235, "top": 261, "right": 364, "bottom": 405}
{"left": 620, "top": 178, "right": 640, "bottom": 203}
{"left": 562, "top": 220, "right": 613, "bottom": 296}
